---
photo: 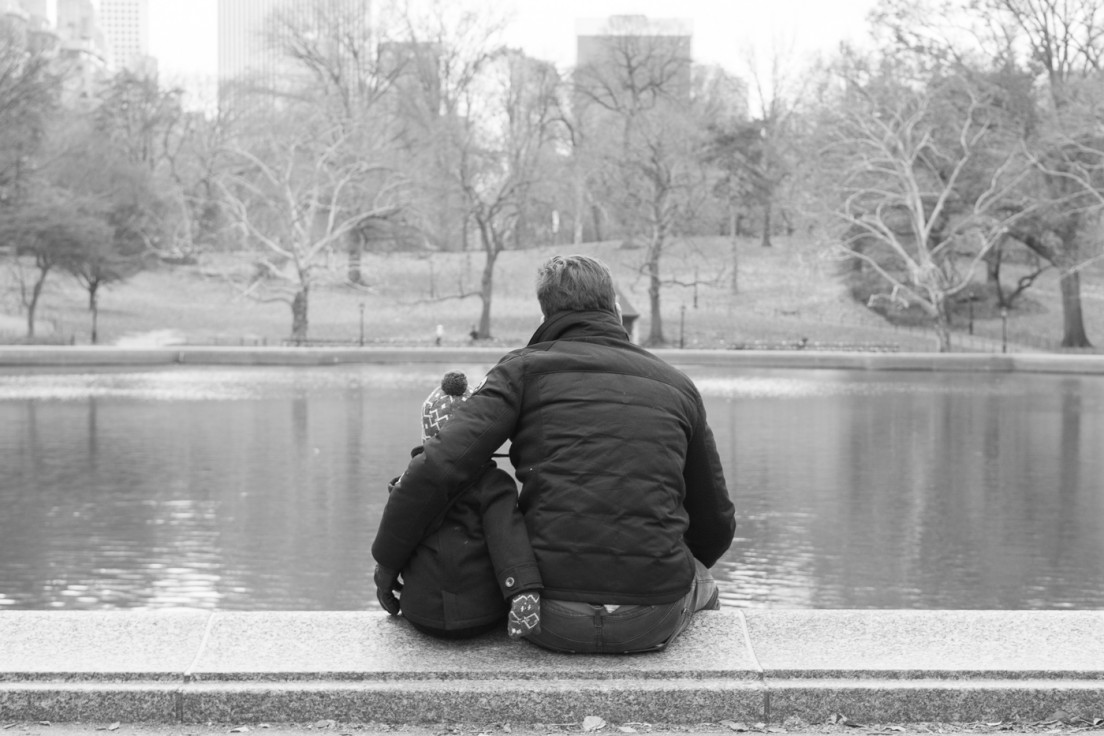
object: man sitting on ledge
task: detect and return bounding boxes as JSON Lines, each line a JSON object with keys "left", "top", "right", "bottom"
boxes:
{"left": 372, "top": 254, "right": 736, "bottom": 653}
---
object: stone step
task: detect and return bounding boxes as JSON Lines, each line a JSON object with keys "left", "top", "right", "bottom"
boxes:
{"left": 1, "top": 611, "right": 1102, "bottom": 725}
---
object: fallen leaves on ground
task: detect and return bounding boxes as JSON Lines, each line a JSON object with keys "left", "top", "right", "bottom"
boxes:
{"left": 583, "top": 717, "right": 607, "bottom": 733}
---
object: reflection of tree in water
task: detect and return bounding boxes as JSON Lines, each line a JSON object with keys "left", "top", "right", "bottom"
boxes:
{"left": 0, "top": 400, "right": 47, "bottom": 608}
{"left": 5, "top": 368, "right": 1104, "bottom": 611}
{"left": 214, "top": 376, "right": 404, "bottom": 610}
{"left": 706, "top": 373, "right": 1104, "bottom": 611}
{"left": 0, "top": 397, "right": 193, "bottom": 609}
{"left": 1048, "top": 382, "right": 1087, "bottom": 593}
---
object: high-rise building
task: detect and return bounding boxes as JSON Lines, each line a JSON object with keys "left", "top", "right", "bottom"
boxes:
{"left": 218, "top": 0, "right": 373, "bottom": 104}
{"left": 56, "top": 0, "right": 100, "bottom": 47}
{"left": 1, "top": 0, "right": 30, "bottom": 49}
{"left": 378, "top": 40, "right": 441, "bottom": 122}
{"left": 100, "top": 0, "right": 150, "bottom": 72}
{"left": 217, "top": 0, "right": 284, "bottom": 86}
{"left": 575, "top": 15, "right": 693, "bottom": 107}
{"left": 14, "top": 0, "right": 46, "bottom": 26}
{"left": 55, "top": 0, "right": 107, "bottom": 104}
{"left": 571, "top": 16, "right": 695, "bottom": 243}
{"left": 7, "top": 0, "right": 55, "bottom": 54}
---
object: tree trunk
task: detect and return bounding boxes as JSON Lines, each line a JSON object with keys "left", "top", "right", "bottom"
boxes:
{"left": 573, "top": 169, "right": 586, "bottom": 245}
{"left": 760, "top": 196, "right": 773, "bottom": 248}
{"left": 934, "top": 319, "right": 952, "bottom": 352}
{"left": 590, "top": 204, "right": 604, "bottom": 243}
{"left": 26, "top": 299, "right": 36, "bottom": 339}
{"left": 477, "top": 252, "right": 496, "bottom": 339}
{"left": 645, "top": 229, "right": 665, "bottom": 346}
{"left": 291, "top": 287, "right": 309, "bottom": 344}
{"left": 930, "top": 295, "right": 952, "bottom": 352}
{"left": 89, "top": 282, "right": 100, "bottom": 345}
{"left": 1058, "top": 267, "right": 1092, "bottom": 348}
{"left": 476, "top": 219, "right": 500, "bottom": 340}
{"left": 1007, "top": 228, "right": 1090, "bottom": 347}
{"left": 25, "top": 268, "right": 49, "bottom": 339}
{"left": 986, "top": 243, "right": 1002, "bottom": 285}
{"left": 730, "top": 203, "right": 739, "bottom": 295}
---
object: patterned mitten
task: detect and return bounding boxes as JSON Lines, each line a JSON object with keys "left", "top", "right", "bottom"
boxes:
{"left": 507, "top": 592, "right": 541, "bottom": 639}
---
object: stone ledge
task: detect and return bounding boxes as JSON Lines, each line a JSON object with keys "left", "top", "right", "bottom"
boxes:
{"left": 1, "top": 611, "right": 1102, "bottom": 725}
{"left": 180, "top": 678, "right": 765, "bottom": 724}
{"left": 765, "top": 678, "right": 1104, "bottom": 724}
{"left": 0, "top": 346, "right": 1102, "bottom": 374}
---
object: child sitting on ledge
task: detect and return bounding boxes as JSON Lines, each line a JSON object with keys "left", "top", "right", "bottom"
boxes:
{"left": 374, "top": 371, "right": 542, "bottom": 640}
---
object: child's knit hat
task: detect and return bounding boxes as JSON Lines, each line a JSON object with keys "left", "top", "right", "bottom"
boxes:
{"left": 421, "top": 370, "right": 472, "bottom": 442}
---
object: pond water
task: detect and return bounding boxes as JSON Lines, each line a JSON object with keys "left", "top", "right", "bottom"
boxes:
{"left": 1, "top": 363, "right": 1102, "bottom": 611}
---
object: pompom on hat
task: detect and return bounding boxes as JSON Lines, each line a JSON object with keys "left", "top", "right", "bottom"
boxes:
{"left": 421, "top": 370, "right": 472, "bottom": 441}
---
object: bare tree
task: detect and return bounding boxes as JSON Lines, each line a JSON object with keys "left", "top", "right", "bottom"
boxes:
{"left": 259, "top": 0, "right": 415, "bottom": 282}
{"left": 872, "top": 0, "right": 1104, "bottom": 347}
{"left": 0, "top": 21, "right": 58, "bottom": 203}
{"left": 827, "top": 75, "right": 1030, "bottom": 351}
{"left": 463, "top": 51, "right": 564, "bottom": 338}
{"left": 0, "top": 186, "right": 110, "bottom": 339}
{"left": 95, "top": 70, "right": 185, "bottom": 173}
{"left": 574, "top": 16, "right": 706, "bottom": 345}
{"left": 986, "top": 0, "right": 1104, "bottom": 347}
{"left": 220, "top": 129, "right": 403, "bottom": 343}
{"left": 395, "top": 1, "right": 567, "bottom": 339}
{"left": 695, "top": 65, "right": 749, "bottom": 293}
{"left": 738, "top": 39, "right": 807, "bottom": 248}
{"left": 160, "top": 103, "right": 240, "bottom": 258}
{"left": 48, "top": 117, "right": 163, "bottom": 343}
{"left": 395, "top": 0, "right": 510, "bottom": 257}
{"left": 265, "top": 0, "right": 400, "bottom": 124}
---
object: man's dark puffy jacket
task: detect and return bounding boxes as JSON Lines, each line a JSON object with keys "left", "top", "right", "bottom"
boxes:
{"left": 372, "top": 309, "right": 736, "bottom": 606}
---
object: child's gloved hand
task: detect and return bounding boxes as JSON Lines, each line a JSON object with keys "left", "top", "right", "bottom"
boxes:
{"left": 374, "top": 565, "right": 403, "bottom": 616}
{"left": 507, "top": 591, "right": 541, "bottom": 639}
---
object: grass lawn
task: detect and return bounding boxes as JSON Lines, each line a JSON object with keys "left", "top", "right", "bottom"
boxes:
{"left": 2, "top": 235, "right": 1100, "bottom": 353}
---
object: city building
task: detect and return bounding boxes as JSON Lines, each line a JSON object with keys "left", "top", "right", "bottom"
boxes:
{"left": 1, "top": 1, "right": 64, "bottom": 75}
{"left": 4, "top": 0, "right": 47, "bottom": 28}
{"left": 54, "top": 0, "right": 108, "bottom": 106}
{"left": 1, "top": 0, "right": 31, "bottom": 34}
{"left": 56, "top": 0, "right": 102, "bottom": 49}
{"left": 570, "top": 15, "right": 695, "bottom": 242}
{"left": 217, "top": 0, "right": 371, "bottom": 103}
{"left": 377, "top": 40, "right": 441, "bottom": 124}
{"left": 217, "top": 0, "right": 284, "bottom": 88}
{"left": 100, "top": 0, "right": 152, "bottom": 73}
{"left": 575, "top": 15, "right": 694, "bottom": 108}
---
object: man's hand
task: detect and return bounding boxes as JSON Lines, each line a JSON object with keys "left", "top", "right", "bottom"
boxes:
{"left": 374, "top": 565, "right": 403, "bottom": 615}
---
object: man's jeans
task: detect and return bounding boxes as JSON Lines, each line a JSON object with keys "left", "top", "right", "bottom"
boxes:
{"left": 525, "top": 560, "right": 720, "bottom": 654}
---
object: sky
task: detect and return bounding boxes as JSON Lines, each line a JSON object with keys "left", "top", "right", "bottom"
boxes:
{"left": 138, "top": 0, "right": 881, "bottom": 82}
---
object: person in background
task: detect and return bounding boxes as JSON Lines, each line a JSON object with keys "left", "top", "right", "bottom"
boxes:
{"left": 374, "top": 370, "right": 542, "bottom": 640}
{"left": 374, "top": 255, "right": 735, "bottom": 653}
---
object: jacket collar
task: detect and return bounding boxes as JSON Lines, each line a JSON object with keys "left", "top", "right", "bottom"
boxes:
{"left": 527, "top": 309, "right": 629, "bottom": 346}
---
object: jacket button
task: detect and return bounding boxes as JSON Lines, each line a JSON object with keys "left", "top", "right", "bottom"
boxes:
{"left": 505, "top": 577, "right": 515, "bottom": 588}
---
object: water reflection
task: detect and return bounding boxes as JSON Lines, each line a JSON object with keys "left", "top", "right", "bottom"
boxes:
{"left": 1, "top": 365, "right": 1102, "bottom": 611}
{"left": 700, "top": 369, "right": 1104, "bottom": 609}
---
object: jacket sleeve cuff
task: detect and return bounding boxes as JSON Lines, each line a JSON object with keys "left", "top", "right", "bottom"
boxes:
{"left": 496, "top": 562, "right": 542, "bottom": 598}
